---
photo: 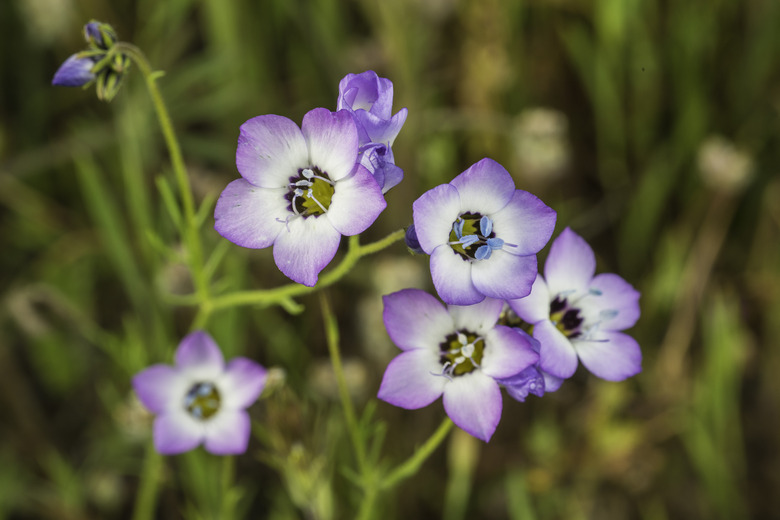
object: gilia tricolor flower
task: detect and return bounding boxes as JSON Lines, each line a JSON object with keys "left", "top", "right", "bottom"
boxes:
{"left": 337, "top": 71, "right": 407, "bottom": 193}
{"left": 132, "top": 331, "right": 267, "bottom": 455}
{"left": 378, "top": 289, "right": 539, "bottom": 442}
{"left": 52, "top": 20, "right": 130, "bottom": 101}
{"left": 214, "top": 108, "right": 387, "bottom": 286}
{"left": 412, "top": 158, "right": 556, "bottom": 305}
{"left": 507, "top": 228, "right": 642, "bottom": 381}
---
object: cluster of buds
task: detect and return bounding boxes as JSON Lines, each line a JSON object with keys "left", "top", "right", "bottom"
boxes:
{"left": 52, "top": 21, "right": 130, "bottom": 101}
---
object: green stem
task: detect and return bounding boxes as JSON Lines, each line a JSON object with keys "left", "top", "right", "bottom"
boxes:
{"left": 115, "top": 42, "right": 209, "bottom": 302}
{"left": 219, "top": 455, "right": 236, "bottom": 520}
{"left": 202, "top": 228, "right": 406, "bottom": 313}
{"left": 381, "top": 418, "right": 454, "bottom": 490}
{"left": 132, "top": 441, "right": 163, "bottom": 520}
{"left": 321, "top": 293, "right": 366, "bottom": 471}
{"left": 356, "top": 485, "right": 379, "bottom": 520}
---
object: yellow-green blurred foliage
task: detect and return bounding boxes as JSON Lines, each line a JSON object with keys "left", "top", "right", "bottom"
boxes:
{"left": 1, "top": 0, "right": 778, "bottom": 518}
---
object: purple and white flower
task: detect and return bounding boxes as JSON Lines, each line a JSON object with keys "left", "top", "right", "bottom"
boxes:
{"left": 507, "top": 228, "right": 642, "bottom": 381}
{"left": 132, "top": 331, "right": 267, "bottom": 455}
{"left": 214, "top": 107, "right": 387, "bottom": 286}
{"left": 412, "top": 158, "right": 556, "bottom": 306}
{"left": 337, "top": 71, "right": 407, "bottom": 193}
{"left": 378, "top": 289, "right": 539, "bottom": 442}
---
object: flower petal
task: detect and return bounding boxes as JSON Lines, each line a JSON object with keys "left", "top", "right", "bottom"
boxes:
{"left": 490, "top": 190, "right": 557, "bottom": 256}
{"left": 499, "top": 366, "right": 545, "bottom": 402}
{"left": 378, "top": 349, "right": 446, "bottom": 409}
{"left": 203, "top": 410, "right": 251, "bottom": 455}
{"left": 447, "top": 297, "right": 503, "bottom": 334}
{"left": 450, "top": 159, "right": 515, "bottom": 214}
{"left": 175, "top": 331, "right": 225, "bottom": 379}
{"left": 534, "top": 319, "right": 578, "bottom": 378}
{"left": 326, "top": 165, "right": 386, "bottom": 236}
{"left": 542, "top": 371, "right": 564, "bottom": 392}
{"left": 481, "top": 326, "right": 540, "bottom": 379}
{"left": 218, "top": 358, "right": 267, "bottom": 409}
{"left": 507, "top": 274, "right": 551, "bottom": 325}
{"left": 52, "top": 54, "right": 95, "bottom": 86}
{"left": 382, "top": 289, "right": 454, "bottom": 352}
{"left": 302, "top": 108, "right": 359, "bottom": 181}
{"left": 213, "top": 179, "right": 287, "bottom": 249}
{"left": 236, "top": 115, "right": 308, "bottom": 188}
{"left": 543, "top": 227, "right": 596, "bottom": 298}
{"left": 471, "top": 250, "right": 537, "bottom": 301}
{"left": 430, "top": 245, "right": 484, "bottom": 305}
{"left": 442, "top": 373, "right": 502, "bottom": 442}
{"left": 272, "top": 216, "right": 341, "bottom": 287}
{"left": 355, "top": 107, "right": 408, "bottom": 145}
{"left": 133, "top": 365, "right": 188, "bottom": 414}
{"left": 575, "top": 331, "right": 642, "bottom": 381}
{"left": 154, "top": 409, "right": 204, "bottom": 455}
{"left": 581, "top": 273, "right": 641, "bottom": 331}
{"left": 412, "top": 183, "right": 462, "bottom": 254}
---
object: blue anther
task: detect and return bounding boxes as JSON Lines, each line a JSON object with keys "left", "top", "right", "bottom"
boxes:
{"left": 480, "top": 216, "right": 493, "bottom": 237}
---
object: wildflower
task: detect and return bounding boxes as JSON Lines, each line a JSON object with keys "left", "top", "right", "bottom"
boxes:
{"left": 132, "top": 331, "right": 267, "bottom": 455}
{"left": 378, "top": 289, "right": 539, "bottom": 442}
{"left": 52, "top": 20, "right": 129, "bottom": 101}
{"left": 507, "top": 228, "right": 641, "bottom": 381}
{"left": 412, "top": 158, "right": 556, "bottom": 305}
{"left": 214, "top": 108, "right": 387, "bottom": 286}
{"left": 337, "top": 71, "right": 407, "bottom": 192}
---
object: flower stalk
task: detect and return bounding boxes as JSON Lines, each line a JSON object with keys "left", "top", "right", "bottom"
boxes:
{"left": 113, "top": 42, "right": 209, "bottom": 302}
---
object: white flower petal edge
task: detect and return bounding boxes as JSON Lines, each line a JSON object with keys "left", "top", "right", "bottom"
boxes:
{"left": 301, "top": 108, "right": 359, "bottom": 181}
{"left": 430, "top": 245, "right": 483, "bottom": 305}
{"left": 272, "top": 216, "right": 342, "bottom": 287}
{"left": 204, "top": 410, "right": 251, "bottom": 455}
{"left": 236, "top": 115, "right": 309, "bottom": 188}
{"left": 326, "top": 165, "right": 386, "bottom": 236}
{"left": 382, "top": 289, "right": 454, "bottom": 352}
{"left": 544, "top": 227, "right": 596, "bottom": 297}
{"left": 442, "top": 374, "right": 502, "bottom": 442}
{"left": 214, "top": 179, "right": 287, "bottom": 249}
{"left": 378, "top": 349, "right": 447, "bottom": 409}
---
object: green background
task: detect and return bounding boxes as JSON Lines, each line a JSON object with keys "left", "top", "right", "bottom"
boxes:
{"left": 1, "top": 0, "right": 778, "bottom": 518}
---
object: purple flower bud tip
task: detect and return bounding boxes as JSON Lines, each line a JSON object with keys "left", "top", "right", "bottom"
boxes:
{"left": 52, "top": 54, "right": 95, "bottom": 87}
{"left": 337, "top": 71, "right": 407, "bottom": 193}
{"left": 405, "top": 224, "right": 425, "bottom": 255}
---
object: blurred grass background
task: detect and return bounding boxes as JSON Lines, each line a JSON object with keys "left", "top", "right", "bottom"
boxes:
{"left": 1, "top": 0, "right": 779, "bottom": 518}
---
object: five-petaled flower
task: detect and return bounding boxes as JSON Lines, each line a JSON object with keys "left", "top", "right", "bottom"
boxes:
{"left": 337, "top": 71, "right": 407, "bottom": 193}
{"left": 132, "top": 331, "right": 267, "bottom": 455}
{"left": 214, "top": 107, "right": 387, "bottom": 286}
{"left": 507, "top": 228, "right": 642, "bottom": 382}
{"left": 412, "top": 158, "right": 556, "bottom": 306}
{"left": 378, "top": 289, "right": 539, "bottom": 442}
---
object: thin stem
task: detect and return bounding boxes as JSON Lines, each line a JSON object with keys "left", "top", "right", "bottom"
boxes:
{"left": 381, "top": 418, "right": 454, "bottom": 490}
{"left": 132, "top": 441, "right": 163, "bottom": 520}
{"left": 114, "top": 42, "right": 209, "bottom": 302}
{"left": 219, "top": 455, "right": 237, "bottom": 520}
{"left": 204, "top": 228, "right": 406, "bottom": 312}
{"left": 320, "top": 293, "right": 366, "bottom": 471}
